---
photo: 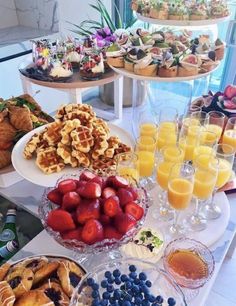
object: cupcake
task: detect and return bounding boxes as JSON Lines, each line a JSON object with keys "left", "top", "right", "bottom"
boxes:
{"left": 49, "top": 60, "right": 73, "bottom": 78}
{"left": 124, "top": 48, "right": 138, "bottom": 72}
{"left": 106, "top": 43, "right": 126, "bottom": 68}
{"left": 200, "top": 51, "right": 218, "bottom": 72}
{"left": 121, "top": 227, "right": 164, "bottom": 263}
{"left": 80, "top": 51, "right": 104, "bottom": 80}
{"left": 215, "top": 38, "right": 225, "bottom": 60}
{"left": 65, "top": 50, "right": 81, "bottom": 69}
{"left": 168, "top": 2, "right": 189, "bottom": 20}
{"left": 210, "top": 0, "right": 229, "bottom": 18}
{"left": 134, "top": 52, "right": 158, "bottom": 76}
{"left": 189, "top": 3, "right": 208, "bottom": 20}
{"left": 178, "top": 54, "right": 200, "bottom": 77}
{"left": 149, "top": 1, "right": 168, "bottom": 20}
{"left": 158, "top": 51, "right": 178, "bottom": 78}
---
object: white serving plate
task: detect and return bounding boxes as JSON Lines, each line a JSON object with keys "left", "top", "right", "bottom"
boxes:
{"left": 11, "top": 123, "right": 135, "bottom": 187}
{"left": 136, "top": 12, "right": 230, "bottom": 27}
{"left": 109, "top": 65, "right": 219, "bottom": 83}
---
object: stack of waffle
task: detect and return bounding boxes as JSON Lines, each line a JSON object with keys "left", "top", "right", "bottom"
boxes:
{"left": 23, "top": 104, "right": 131, "bottom": 174}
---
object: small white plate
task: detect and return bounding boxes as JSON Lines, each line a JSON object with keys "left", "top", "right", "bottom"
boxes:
{"left": 11, "top": 123, "right": 135, "bottom": 187}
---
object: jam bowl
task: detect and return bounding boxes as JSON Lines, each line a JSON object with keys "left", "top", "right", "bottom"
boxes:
{"left": 38, "top": 171, "right": 150, "bottom": 255}
{"left": 70, "top": 258, "right": 187, "bottom": 306}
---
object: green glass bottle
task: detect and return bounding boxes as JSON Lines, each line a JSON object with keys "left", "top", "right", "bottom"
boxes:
{"left": 0, "top": 240, "right": 19, "bottom": 263}
{"left": 0, "top": 209, "right": 19, "bottom": 248}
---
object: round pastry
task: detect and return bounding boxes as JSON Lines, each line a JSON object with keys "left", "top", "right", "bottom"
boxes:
{"left": 57, "top": 260, "right": 85, "bottom": 297}
{"left": 33, "top": 261, "right": 59, "bottom": 286}
{"left": 121, "top": 227, "right": 164, "bottom": 263}
{"left": 13, "top": 256, "right": 49, "bottom": 273}
{"left": 14, "top": 289, "right": 54, "bottom": 306}
{"left": 39, "top": 281, "right": 70, "bottom": 306}
{"left": 0, "top": 263, "right": 11, "bottom": 281}
{"left": 6, "top": 268, "right": 34, "bottom": 299}
{"left": 0, "top": 281, "right": 15, "bottom": 306}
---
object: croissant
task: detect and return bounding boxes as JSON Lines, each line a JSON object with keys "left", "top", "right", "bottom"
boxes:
{"left": 0, "top": 119, "right": 16, "bottom": 144}
{"left": 0, "top": 150, "right": 11, "bottom": 169}
{"left": 8, "top": 105, "right": 33, "bottom": 131}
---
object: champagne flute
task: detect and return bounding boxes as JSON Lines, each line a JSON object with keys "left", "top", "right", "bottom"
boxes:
{"left": 205, "top": 111, "right": 226, "bottom": 142}
{"left": 193, "top": 129, "right": 217, "bottom": 161}
{"left": 222, "top": 117, "right": 236, "bottom": 152}
{"left": 155, "top": 146, "right": 184, "bottom": 221}
{"left": 182, "top": 111, "right": 207, "bottom": 128}
{"left": 135, "top": 136, "right": 156, "bottom": 190}
{"left": 138, "top": 109, "right": 158, "bottom": 138}
{"left": 168, "top": 162, "right": 195, "bottom": 237}
{"left": 115, "top": 152, "right": 139, "bottom": 183}
{"left": 202, "top": 144, "right": 235, "bottom": 220}
{"left": 187, "top": 154, "right": 218, "bottom": 231}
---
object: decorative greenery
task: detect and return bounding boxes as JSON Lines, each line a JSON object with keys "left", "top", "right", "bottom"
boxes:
{"left": 69, "top": 0, "right": 137, "bottom": 37}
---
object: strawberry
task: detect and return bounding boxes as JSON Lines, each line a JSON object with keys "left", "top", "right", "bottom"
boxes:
{"left": 125, "top": 202, "right": 144, "bottom": 221}
{"left": 61, "top": 227, "right": 82, "bottom": 241}
{"left": 114, "top": 213, "right": 136, "bottom": 234}
{"left": 107, "top": 176, "right": 129, "bottom": 189}
{"left": 126, "top": 187, "right": 139, "bottom": 201}
{"left": 80, "top": 170, "right": 96, "bottom": 181}
{"left": 47, "top": 210, "right": 76, "bottom": 232}
{"left": 58, "top": 179, "right": 77, "bottom": 194}
{"left": 62, "top": 192, "right": 81, "bottom": 211}
{"left": 104, "top": 226, "right": 123, "bottom": 240}
{"left": 81, "top": 219, "right": 104, "bottom": 245}
{"left": 99, "top": 214, "right": 111, "bottom": 225}
{"left": 76, "top": 199, "right": 100, "bottom": 224}
{"left": 78, "top": 182, "right": 101, "bottom": 199}
{"left": 103, "top": 196, "right": 121, "bottom": 217}
{"left": 102, "top": 187, "right": 116, "bottom": 199}
{"left": 47, "top": 188, "right": 62, "bottom": 206}
{"left": 76, "top": 180, "right": 87, "bottom": 188}
{"left": 90, "top": 176, "right": 105, "bottom": 189}
{"left": 117, "top": 188, "right": 133, "bottom": 206}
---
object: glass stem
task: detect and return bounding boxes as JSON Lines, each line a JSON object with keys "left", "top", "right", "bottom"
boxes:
{"left": 209, "top": 188, "right": 217, "bottom": 208}
{"left": 195, "top": 198, "right": 200, "bottom": 215}
{"left": 173, "top": 210, "right": 181, "bottom": 229}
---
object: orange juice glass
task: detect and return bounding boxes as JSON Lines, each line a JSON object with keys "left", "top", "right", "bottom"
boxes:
{"left": 140, "top": 123, "right": 158, "bottom": 138}
{"left": 222, "top": 117, "right": 236, "bottom": 151}
{"left": 157, "top": 122, "right": 177, "bottom": 150}
{"left": 205, "top": 111, "right": 225, "bottom": 142}
{"left": 115, "top": 152, "right": 139, "bottom": 183}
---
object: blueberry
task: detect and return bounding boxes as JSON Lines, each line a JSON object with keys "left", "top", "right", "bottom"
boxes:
{"left": 139, "top": 272, "right": 147, "bottom": 281}
{"left": 141, "top": 301, "right": 150, "bottom": 306}
{"left": 129, "top": 265, "right": 137, "bottom": 272}
{"left": 120, "top": 284, "right": 126, "bottom": 290}
{"left": 87, "top": 277, "right": 95, "bottom": 286}
{"left": 113, "top": 269, "right": 121, "bottom": 277}
{"left": 145, "top": 280, "right": 152, "bottom": 288}
{"left": 115, "top": 277, "right": 121, "bottom": 285}
{"left": 129, "top": 272, "right": 137, "bottom": 279}
{"left": 100, "top": 300, "right": 108, "bottom": 306}
{"left": 114, "top": 289, "right": 122, "bottom": 299}
{"left": 105, "top": 271, "right": 112, "bottom": 279}
{"left": 167, "top": 297, "right": 176, "bottom": 306}
{"left": 92, "top": 290, "right": 99, "bottom": 298}
{"left": 121, "top": 274, "right": 129, "bottom": 282}
{"left": 156, "top": 295, "right": 164, "bottom": 303}
{"left": 107, "top": 284, "right": 114, "bottom": 292}
{"left": 134, "top": 278, "right": 140, "bottom": 285}
{"left": 126, "top": 281, "right": 132, "bottom": 289}
{"left": 92, "top": 283, "right": 99, "bottom": 290}
{"left": 108, "top": 276, "right": 115, "bottom": 284}
{"left": 148, "top": 295, "right": 156, "bottom": 302}
{"left": 131, "top": 285, "right": 139, "bottom": 294}
{"left": 102, "top": 291, "right": 110, "bottom": 299}
{"left": 122, "top": 301, "right": 131, "bottom": 306}
{"left": 141, "top": 285, "right": 149, "bottom": 294}
{"left": 109, "top": 296, "right": 116, "bottom": 303}
{"left": 101, "top": 280, "right": 108, "bottom": 288}
{"left": 91, "top": 299, "right": 100, "bottom": 306}
{"left": 135, "top": 296, "right": 143, "bottom": 304}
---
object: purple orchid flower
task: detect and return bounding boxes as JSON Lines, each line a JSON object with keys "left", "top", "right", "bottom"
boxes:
{"left": 93, "top": 27, "right": 116, "bottom": 47}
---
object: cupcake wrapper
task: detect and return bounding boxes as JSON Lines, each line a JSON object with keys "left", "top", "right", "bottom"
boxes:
{"left": 134, "top": 64, "right": 157, "bottom": 76}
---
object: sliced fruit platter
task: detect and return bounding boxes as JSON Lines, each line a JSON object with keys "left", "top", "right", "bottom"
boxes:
{"left": 0, "top": 255, "right": 86, "bottom": 306}
{"left": 38, "top": 170, "right": 149, "bottom": 253}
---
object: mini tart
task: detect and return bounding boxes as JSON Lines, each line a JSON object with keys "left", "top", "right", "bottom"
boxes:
{"left": 149, "top": 8, "right": 168, "bottom": 20}
{"left": 0, "top": 281, "right": 15, "bottom": 306}
{"left": 14, "top": 289, "right": 54, "bottom": 306}
{"left": 200, "top": 60, "right": 218, "bottom": 72}
{"left": 33, "top": 262, "right": 59, "bottom": 286}
{"left": 168, "top": 14, "right": 188, "bottom": 20}
{"left": 57, "top": 260, "right": 85, "bottom": 297}
{"left": 39, "top": 281, "right": 69, "bottom": 306}
{"left": 134, "top": 63, "right": 157, "bottom": 76}
{"left": 121, "top": 227, "right": 164, "bottom": 263}
{"left": 158, "top": 66, "right": 178, "bottom": 77}
{"left": 124, "top": 59, "right": 134, "bottom": 72}
{"left": 13, "top": 256, "right": 49, "bottom": 273}
{"left": 6, "top": 268, "right": 34, "bottom": 299}
{"left": 107, "top": 57, "right": 124, "bottom": 68}
{"left": 178, "top": 63, "right": 198, "bottom": 77}
{"left": 0, "top": 263, "right": 11, "bottom": 281}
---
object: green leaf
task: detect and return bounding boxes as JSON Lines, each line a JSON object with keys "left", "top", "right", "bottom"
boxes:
{"left": 96, "top": 0, "right": 116, "bottom": 32}
{"left": 126, "top": 16, "right": 137, "bottom": 29}
{"left": 114, "top": 2, "right": 123, "bottom": 29}
{"left": 80, "top": 20, "right": 103, "bottom": 27}
{"left": 33, "top": 121, "right": 44, "bottom": 129}
{"left": 13, "top": 130, "right": 27, "bottom": 143}
{"left": 0, "top": 102, "right": 7, "bottom": 112}
{"left": 15, "top": 97, "right": 36, "bottom": 111}
{"left": 67, "top": 21, "right": 93, "bottom": 35}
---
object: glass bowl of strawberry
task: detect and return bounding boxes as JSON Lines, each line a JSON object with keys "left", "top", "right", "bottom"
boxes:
{"left": 38, "top": 170, "right": 150, "bottom": 254}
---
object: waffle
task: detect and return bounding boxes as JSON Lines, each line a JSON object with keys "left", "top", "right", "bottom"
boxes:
{"left": 57, "top": 143, "right": 78, "bottom": 167}
{"left": 92, "top": 118, "right": 110, "bottom": 134}
{"left": 92, "top": 126, "right": 109, "bottom": 139}
{"left": 91, "top": 136, "right": 109, "bottom": 160}
{"left": 71, "top": 126, "right": 94, "bottom": 153}
{"left": 72, "top": 150, "right": 90, "bottom": 168}
{"left": 43, "top": 121, "right": 63, "bottom": 146}
{"left": 104, "top": 136, "right": 120, "bottom": 158}
{"left": 23, "top": 133, "right": 42, "bottom": 159}
{"left": 91, "top": 156, "right": 117, "bottom": 172}
{"left": 60, "top": 119, "right": 81, "bottom": 145}
{"left": 36, "top": 147, "right": 65, "bottom": 174}
{"left": 115, "top": 142, "right": 132, "bottom": 155}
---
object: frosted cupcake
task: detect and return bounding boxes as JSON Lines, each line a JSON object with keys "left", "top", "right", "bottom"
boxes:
{"left": 189, "top": 3, "right": 208, "bottom": 20}
{"left": 121, "top": 227, "right": 164, "bottom": 263}
{"left": 158, "top": 51, "right": 178, "bottom": 78}
{"left": 106, "top": 43, "right": 126, "bottom": 67}
{"left": 149, "top": 1, "right": 168, "bottom": 20}
{"left": 210, "top": 0, "right": 229, "bottom": 18}
{"left": 49, "top": 60, "right": 73, "bottom": 78}
{"left": 134, "top": 52, "right": 158, "bottom": 76}
{"left": 168, "top": 2, "right": 188, "bottom": 20}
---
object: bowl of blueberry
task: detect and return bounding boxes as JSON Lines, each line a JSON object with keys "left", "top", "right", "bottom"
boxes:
{"left": 70, "top": 258, "right": 187, "bottom": 306}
